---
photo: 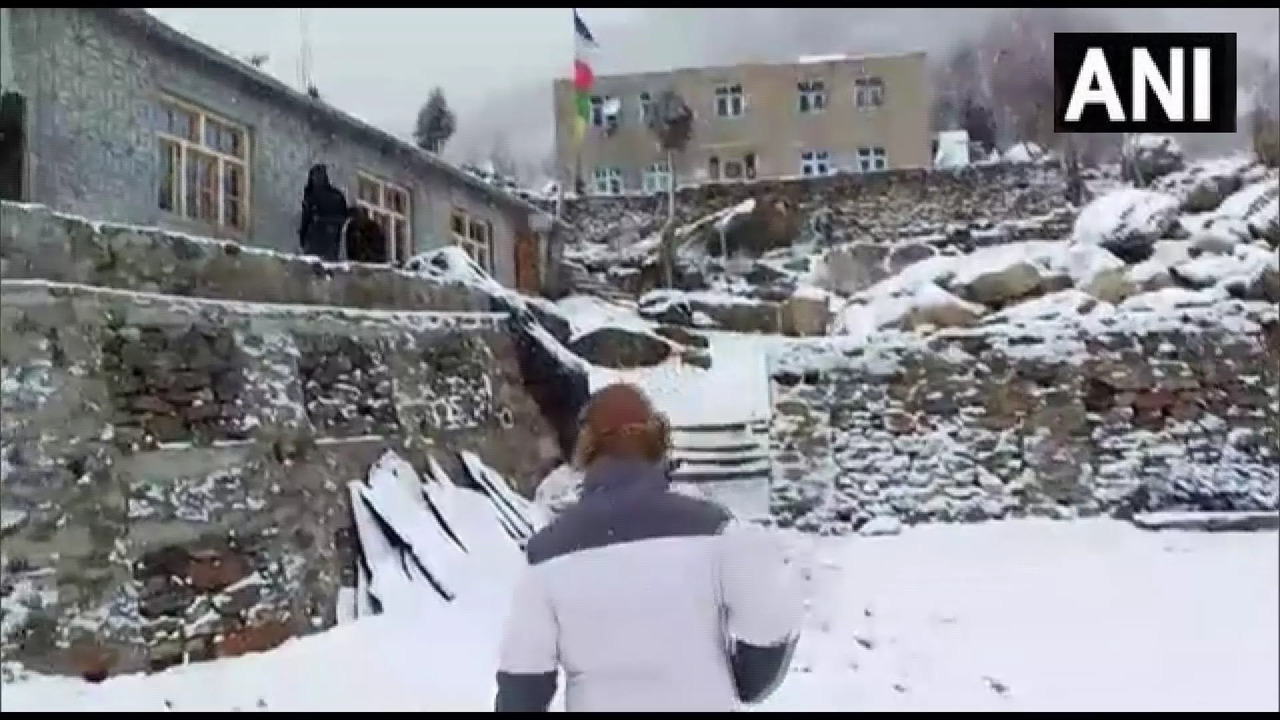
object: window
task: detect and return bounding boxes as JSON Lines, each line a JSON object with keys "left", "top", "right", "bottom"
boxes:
{"left": 855, "top": 77, "right": 885, "bottom": 108}
{"left": 797, "top": 80, "right": 827, "bottom": 114}
{"left": 154, "top": 97, "right": 249, "bottom": 231}
{"left": 355, "top": 173, "right": 412, "bottom": 264}
{"left": 642, "top": 161, "right": 671, "bottom": 194}
{"left": 857, "top": 146, "right": 888, "bottom": 172}
{"left": 589, "top": 95, "right": 606, "bottom": 127}
{"left": 591, "top": 166, "right": 623, "bottom": 195}
{"left": 744, "top": 152, "right": 758, "bottom": 180}
{"left": 800, "top": 150, "right": 831, "bottom": 177}
{"left": 450, "top": 208, "right": 494, "bottom": 273}
{"left": 707, "top": 156, "right": 721, "bottom": 181}
{"left": 638, "top": 91, "right": 654, "bottom": 126}
{"left": 714, "top": 83, "right": 745, "bottom": 117}
{"left": 723, "top": 159, "right": 744, "bottom": 180}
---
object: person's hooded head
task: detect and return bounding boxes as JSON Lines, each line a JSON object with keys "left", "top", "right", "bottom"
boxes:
{"left": 572, "top": 383, "right": 671, "bottom": 470}
{"left": 305, "top": 163, "right": 331, "bottom": 192}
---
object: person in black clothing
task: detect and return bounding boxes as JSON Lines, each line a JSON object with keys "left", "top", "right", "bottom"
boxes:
{"left": 298, "top": 163, "right": 349, "bottom": 261}
{"left": 344, "top": 205, "right": 389, "bottom": 264}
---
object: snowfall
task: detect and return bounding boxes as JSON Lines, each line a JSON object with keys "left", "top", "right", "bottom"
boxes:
{"left": 3, "top": 149, "right": 1280, "bottom": 712}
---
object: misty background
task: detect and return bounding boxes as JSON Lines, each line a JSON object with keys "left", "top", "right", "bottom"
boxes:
{"left": 150, "top": 8, "right": 1279, "bottom": 179}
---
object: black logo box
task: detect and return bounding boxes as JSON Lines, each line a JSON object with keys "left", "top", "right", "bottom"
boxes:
{"left": 1053, "top": 32, "right": 1237, "bottom": 134}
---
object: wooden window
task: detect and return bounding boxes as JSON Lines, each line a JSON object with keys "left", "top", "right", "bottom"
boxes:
{"left": 450, "top": 208, "right": 494, "bottom": 274}
{"left": 354, "top": 172, "right": 413, "bottom": 264}
{"left": 154, "top": 96, "right": 249, "bottom": 231}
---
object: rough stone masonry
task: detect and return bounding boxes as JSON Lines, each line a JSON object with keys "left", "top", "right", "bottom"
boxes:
{"left": 0, "top": 203, "right": 562, "bottom": 678}
{"left": 768, "top": 302, "right": 1280, "bottom": 534}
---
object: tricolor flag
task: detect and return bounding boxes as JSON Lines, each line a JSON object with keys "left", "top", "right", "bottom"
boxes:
{"left": 572, "top": 9, "right": 597, "bottom": 144}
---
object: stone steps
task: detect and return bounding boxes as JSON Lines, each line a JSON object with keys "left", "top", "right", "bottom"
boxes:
{"left": 669, "top": 420, "right": 770, "bottom": 486}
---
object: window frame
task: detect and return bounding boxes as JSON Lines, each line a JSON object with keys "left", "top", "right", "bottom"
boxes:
{"left": 855, "top": 76, "right": 886, "bottom": 109}
{"left": 797, "top": 80, "right": 828, "bottom": 114}
{"left": 354, "top": 172, "right": 413, "bottom": 264}
{"left": 800, "top": 149, "right": 832, "bottom": 177}
{"left": 714, "top": 83, "right": 745, "bottom": 118}
{"left": 591, "top": 166, "right": 624, "bottom": 196}
{"left": 154, "top": 94, "right": 251, "bottom": 233}
{"left": 450, "top": 207, "right": 494, "bottom": 274}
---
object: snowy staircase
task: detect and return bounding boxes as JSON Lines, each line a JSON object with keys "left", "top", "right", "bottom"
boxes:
{"left": 669, "top": 421, "right": 771, "bottom": 520}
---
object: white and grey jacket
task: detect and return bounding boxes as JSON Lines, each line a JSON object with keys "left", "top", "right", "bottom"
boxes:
{"left": 495, "top": 459, "right": 803, "bottom": 712}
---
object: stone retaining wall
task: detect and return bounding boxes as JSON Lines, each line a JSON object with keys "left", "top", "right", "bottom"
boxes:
{"left": 544, "top": 163, "right": 1073, "bottom": 248}
{"left": 768, "top": 303, "right": 1280, "bottom": 533}
{"left": 0, "top": 202, "right": 490, "bottom": 312}
{"left": 0, "top": 280, "right": 561, "bottom": 677}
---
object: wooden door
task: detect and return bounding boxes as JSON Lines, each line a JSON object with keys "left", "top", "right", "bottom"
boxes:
{"left": 514, "top": 230, "right": 541, "bottom": 295}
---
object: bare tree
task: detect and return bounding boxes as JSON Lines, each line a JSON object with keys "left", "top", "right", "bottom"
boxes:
{"left": 648, "top": 89, "right": 695, "bottom": 288}
{"left": 413, "top": 86, "right": 457, "bottom": 154}
{"left": 488, "top": 133, "right": 519, "bottom": 181}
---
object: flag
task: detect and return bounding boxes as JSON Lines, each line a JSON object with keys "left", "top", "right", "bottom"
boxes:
{"left": 572, "top": 9, "right": 597, "bottom": 144}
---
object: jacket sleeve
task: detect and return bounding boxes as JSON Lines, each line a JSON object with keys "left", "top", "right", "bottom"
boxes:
{"left": 494, "top": 564, "right": 559, "bottom": 712}
{"left": 717, "top": 519, "right": 804, "bottom": 705}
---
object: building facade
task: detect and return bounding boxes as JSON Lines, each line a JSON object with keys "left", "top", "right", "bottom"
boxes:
{"left": 552, "top": 52, "right": 932, "bottom": 194}
{"left": 2, "top": 8, "right": 558, "bottom": 293}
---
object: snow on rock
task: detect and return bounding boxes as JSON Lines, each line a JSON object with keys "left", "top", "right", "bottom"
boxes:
{"left": 1124, "top": 133, "right": 1185, "bottom": 183}
{"left": 1072, "top": 188, "right": 1181, "bottom": 263}
{"left": 1002, "top": 142, "right": 1049, "bottom": 165}
{"left": 1214, "top": 177, "right": 1280, "bottom": 247}
{"left": 1151, "top": 155, "right": 1250, "bottom": 212}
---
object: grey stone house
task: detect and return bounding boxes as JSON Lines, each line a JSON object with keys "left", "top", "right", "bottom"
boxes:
{"left": 0, "top": 8, "right": 559, "bottom": 293}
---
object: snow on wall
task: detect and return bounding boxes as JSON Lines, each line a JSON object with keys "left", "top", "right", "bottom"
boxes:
{"left": 0, "top": 276, "right": 561, "bottom": 678}
{"left": 768, "top": 300, "right": 1280, "bottom": 534}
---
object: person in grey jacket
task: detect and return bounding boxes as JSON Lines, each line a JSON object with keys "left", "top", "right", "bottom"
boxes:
{"left": 495, "top": 382, "right": 803, "bottom": 712}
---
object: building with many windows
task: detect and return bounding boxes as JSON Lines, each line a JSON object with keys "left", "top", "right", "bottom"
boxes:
{"left": 551, "top": 51, "right": 931, "bottom": 194}
{"left": 2, "top": 8, "right": 560, "bottom": 294}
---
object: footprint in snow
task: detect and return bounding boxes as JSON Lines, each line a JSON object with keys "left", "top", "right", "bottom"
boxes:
{"left": 983, "top": 675, "right": 1011, "bottom": 696}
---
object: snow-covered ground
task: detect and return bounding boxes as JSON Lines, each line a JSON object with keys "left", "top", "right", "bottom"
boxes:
{"left": 4, "top": 520, "right": 1275, "bottom": 713}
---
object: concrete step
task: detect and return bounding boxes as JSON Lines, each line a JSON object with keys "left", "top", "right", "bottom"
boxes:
{"left": 670, "top": 450, "right": 768, "bottom": 467}
{"left": 671, "top": 443, "right": 763, "bottom": 457}
{"left": 672, "top": 468, "right": 771, "bottom": 484}
{"left": 673, "top": 457, "right": 770, "bottom": 480}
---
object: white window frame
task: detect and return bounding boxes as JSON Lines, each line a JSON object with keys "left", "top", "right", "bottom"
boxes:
{"left": 714, "top": 83, "right": 745, "bottom": 118}
{"left": 450, "top": 207, "right": 494, "bottom": 274}
{"left": 855, "top": 76, "right": 885, "bottom": 108}
{"left": 857, "top": 146, "right": 888, "bottom": 172}
{"left": 800, "top": 150, "right": 831, "bottom": 177}
{"left": 591, "top": 166, "right": 624, "bottom": 196}
{"left": 589, "top": 95, "right": 605, "bottom": 127}
{"left": 355, "top": 172, "right": 413, "bottom": 264}
{"left": 797, "top": 80, "right": 827, "bottom": 114}
{"left": 154, "top": 95, "right": 251, "bottom": 232}
{"left": 642, "top": 161, "right": 671, "bottom": 194}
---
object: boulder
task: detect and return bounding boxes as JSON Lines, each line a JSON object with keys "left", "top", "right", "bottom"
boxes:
{"left": 637, "top": 290, "right": 694, "bottom": 326}
{"left": 1072, "top": 188, "right": 1181, "bottom": 263}
{"left": 1216, "top": 179, "right": 1280, "bottom": 248}
{"left": 1124, "top": 134, "right": 1185, "bottom": 185}
{"left": 652, "top": 324, "right": 710, "bottom": 349}
{"left": 817, "top": 243, "right": 888, "bottom": 295}
{"left": 779, "top": 294, "right": 831, "bottom": 337}
{"left": 954, "top": 261, "right": 1043, "bottom": 306}
{"left": 887, "top": 243, "right": 937, "bottom": 274}
{"left": 695, "top": 196, "right": 799, "bottom": 258}
{"left": 568, "top": 326, "right": 672, "bottom": 369}
{"left": 894, "top": 286, "right": 984, "bottom": 331}
{"left": 688, "top": 296, "right": 781, "bottom": 334}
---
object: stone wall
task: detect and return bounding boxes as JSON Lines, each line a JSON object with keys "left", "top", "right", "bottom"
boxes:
{"left": 768, "top": 303, "right": 1280, "bottom": 534}
{"left": 545, "top": 163, "right": 1074, "bottom": 248}
{"left": 0, "top": 204, "right": 564, "bottom": 677}
{"left": 1, "top": 203, "right": 489, "bottom": 312}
